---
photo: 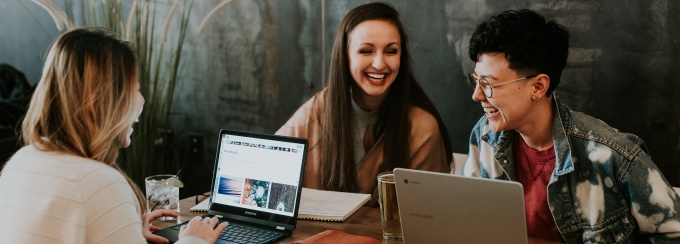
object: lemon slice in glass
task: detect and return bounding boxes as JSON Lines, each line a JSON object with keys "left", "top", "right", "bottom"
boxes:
{"left": 167, "top": 176, "right": 184, "bottom": 188}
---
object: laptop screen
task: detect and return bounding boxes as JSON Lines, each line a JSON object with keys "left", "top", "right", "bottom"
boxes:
{"left": 209, "top": 129, "right": 307, "bottom": 228}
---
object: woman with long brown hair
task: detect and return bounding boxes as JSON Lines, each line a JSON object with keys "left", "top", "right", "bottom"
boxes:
{"left": 277, "top": 2, "right": 452, "bottom": 206}
{"left": 0, "top": 27, "right": 226, "bottom": 243}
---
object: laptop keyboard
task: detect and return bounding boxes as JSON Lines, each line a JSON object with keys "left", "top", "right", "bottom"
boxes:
{"left": 171, "top": 221, "right": 284, "bottom": 244}
{"left": 218, "top": 222, "right": 283, "bottom": 243}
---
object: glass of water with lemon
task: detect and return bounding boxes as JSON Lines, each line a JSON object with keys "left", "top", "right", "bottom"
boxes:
{"left": 145, "top": 174, "right": 184, "bottom": 220}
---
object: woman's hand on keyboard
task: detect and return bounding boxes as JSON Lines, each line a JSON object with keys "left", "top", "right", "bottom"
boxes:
{"left": 179, "top": 216, "right": 229, "bottom": 243}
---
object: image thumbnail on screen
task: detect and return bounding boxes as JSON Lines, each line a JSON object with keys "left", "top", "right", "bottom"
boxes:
{"left": 242, "top": 178, "right": 270, "bottom": 208}
{"left": 218, "top": 176, "right": 244, "bottom": 197}
{"left": 267, "top": 183, "right": 297, "bottom": 213}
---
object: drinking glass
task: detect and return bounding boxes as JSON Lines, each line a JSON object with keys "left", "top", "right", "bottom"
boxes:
{"left": 145, "top": 174, "right": 181, "bottom": 221}
{"left": 377, "top": 171, "right": 402, "bottom": 240}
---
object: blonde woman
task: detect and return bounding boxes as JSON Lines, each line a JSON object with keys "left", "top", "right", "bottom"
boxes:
{"left": 0, "top": 28, "right": 227, "bottom": 243}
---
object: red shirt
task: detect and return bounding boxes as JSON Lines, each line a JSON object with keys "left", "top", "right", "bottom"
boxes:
{"left": 513, "top": 133, "right": 564, "bottom": 242}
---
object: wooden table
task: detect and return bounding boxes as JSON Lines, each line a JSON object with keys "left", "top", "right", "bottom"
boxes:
{"left": 153, "top": 195, "right": 562, "bottom": 244}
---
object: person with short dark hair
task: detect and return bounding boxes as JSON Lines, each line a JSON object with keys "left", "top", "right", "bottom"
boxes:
{"left": 277, "top": 2, "right": 452, "bottom": 206}
{"left": 463, "top": 9, "right": 680, "bottom": 243}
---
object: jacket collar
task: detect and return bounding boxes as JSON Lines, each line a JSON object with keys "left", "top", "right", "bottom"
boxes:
{"left": 481, "top": 94, "right": 575, "bottom": 176}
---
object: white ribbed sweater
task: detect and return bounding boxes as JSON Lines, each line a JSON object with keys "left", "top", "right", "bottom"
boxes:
{"left": 0, "top": 145, "right": 205, "bottom": 244}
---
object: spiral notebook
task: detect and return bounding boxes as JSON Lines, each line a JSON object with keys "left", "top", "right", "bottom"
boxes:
{"left": 297, "top": 188, "right": 370, "bottom": 222}
{"left": 189, "top": 198, "right": 210, "bottom": 212}
{"left": 192, "top": 188, "right": 369, "bottom": 220}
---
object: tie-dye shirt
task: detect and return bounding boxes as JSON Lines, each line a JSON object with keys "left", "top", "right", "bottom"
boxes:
{"left": 463, "top": 97, "right": 680, "bottom": 243}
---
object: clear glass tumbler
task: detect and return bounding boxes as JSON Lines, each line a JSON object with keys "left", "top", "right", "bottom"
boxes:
{"left": 377, "top": 171, "right": 403, "bottom": 240}
{"left": 145, "top": 174, "right": 181, "bottom": 221}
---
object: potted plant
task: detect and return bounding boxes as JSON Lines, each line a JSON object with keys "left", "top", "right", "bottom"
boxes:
{"left": 31, "top": 0, "right": 235, "bottom": 186}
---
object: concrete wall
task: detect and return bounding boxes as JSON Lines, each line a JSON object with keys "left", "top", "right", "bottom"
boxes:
{"left": 2, "top": 0, "right": 678, "bottom": 185}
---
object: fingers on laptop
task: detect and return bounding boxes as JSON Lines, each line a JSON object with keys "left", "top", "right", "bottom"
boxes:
{"left": 180, "top": 216, "right": 202, "bottom": 231}
{"left": 206, "top": 216, "right": 229, "bottom": 231}
{"left": 216, "top": 221, "right": 229, "bottom": 232}
{"left": 186, "top": 216, "right": 228, "bottom": 230}
{"left": 209, "top": 216, "right": 219, "bottom": 225}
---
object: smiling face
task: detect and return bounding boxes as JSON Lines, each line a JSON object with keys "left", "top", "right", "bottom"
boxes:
{"left": 118, "top": 80, "right": 145, "bottom": 148}
{"left": 347, "top": 20, "right": 401, "bottom": 111}
{"left": 471, "top": 52, "right": 535, "bottom": 132}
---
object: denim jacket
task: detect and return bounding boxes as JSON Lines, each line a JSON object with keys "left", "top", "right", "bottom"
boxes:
{"left": 463, "top": 97, "right": 680, "bottom": 244}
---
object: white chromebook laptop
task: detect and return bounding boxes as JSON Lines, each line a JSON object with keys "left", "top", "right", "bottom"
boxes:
{"left": 394, "top": 168, "right": 528, "bottom": 244}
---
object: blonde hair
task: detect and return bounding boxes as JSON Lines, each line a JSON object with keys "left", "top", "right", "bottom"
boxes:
{"left": 22, "top": 27, "right": 147, "bottom": 214}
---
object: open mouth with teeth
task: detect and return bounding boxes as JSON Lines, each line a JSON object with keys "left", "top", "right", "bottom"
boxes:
{"left": 366, "top": 72, "right": 386, "bottom": 83}
{"left": 484, "top": 107, "right": 499, "bottom": 117}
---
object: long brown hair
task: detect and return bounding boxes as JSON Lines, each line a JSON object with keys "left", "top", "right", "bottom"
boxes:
{"left": 321, "top": 2, "right": 452, "bottom": 192}
{"left": 21, "top": 27, "right": 147, "bottom": 214}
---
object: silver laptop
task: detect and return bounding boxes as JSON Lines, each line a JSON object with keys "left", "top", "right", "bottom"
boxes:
{"left": 155, "top": 129, "right": 308, "bottom": 243}
{"left": 394, "top": 168, "right": 527, "bottom": 244}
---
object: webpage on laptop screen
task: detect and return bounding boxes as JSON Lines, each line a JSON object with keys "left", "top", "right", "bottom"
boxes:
{"left": 212, "top": 134, "right": 304, "bottom": 217}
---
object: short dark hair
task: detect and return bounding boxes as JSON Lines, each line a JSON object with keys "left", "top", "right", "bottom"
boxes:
{"left": 468, "top": 9, "right": 569, "bottom": 94}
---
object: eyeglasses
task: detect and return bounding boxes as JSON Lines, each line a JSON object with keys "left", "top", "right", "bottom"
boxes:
{"left": 468, "top": 73, "right": 537, "bottom": 98}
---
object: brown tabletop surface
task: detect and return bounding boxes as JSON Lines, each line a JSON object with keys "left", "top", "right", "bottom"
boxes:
{"left": 152, "top": 194, "right": 562, "bottom": 244}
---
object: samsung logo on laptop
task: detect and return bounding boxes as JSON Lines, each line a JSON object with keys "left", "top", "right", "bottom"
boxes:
{"left": 408, "top": 212, "right": 434, "bottom": 219}
{"left": 245, "top": 211, "right": 257, "bottom": 216}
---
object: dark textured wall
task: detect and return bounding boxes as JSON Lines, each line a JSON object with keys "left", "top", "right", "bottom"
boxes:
{"left": 319, "top": 0, "right": 680, "bottom": 185}
{"left": 171, "top": 0, "right": 322, "bottom": 171}
{"left": 2, "top": 0, "right": 678, "bottom": 185}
